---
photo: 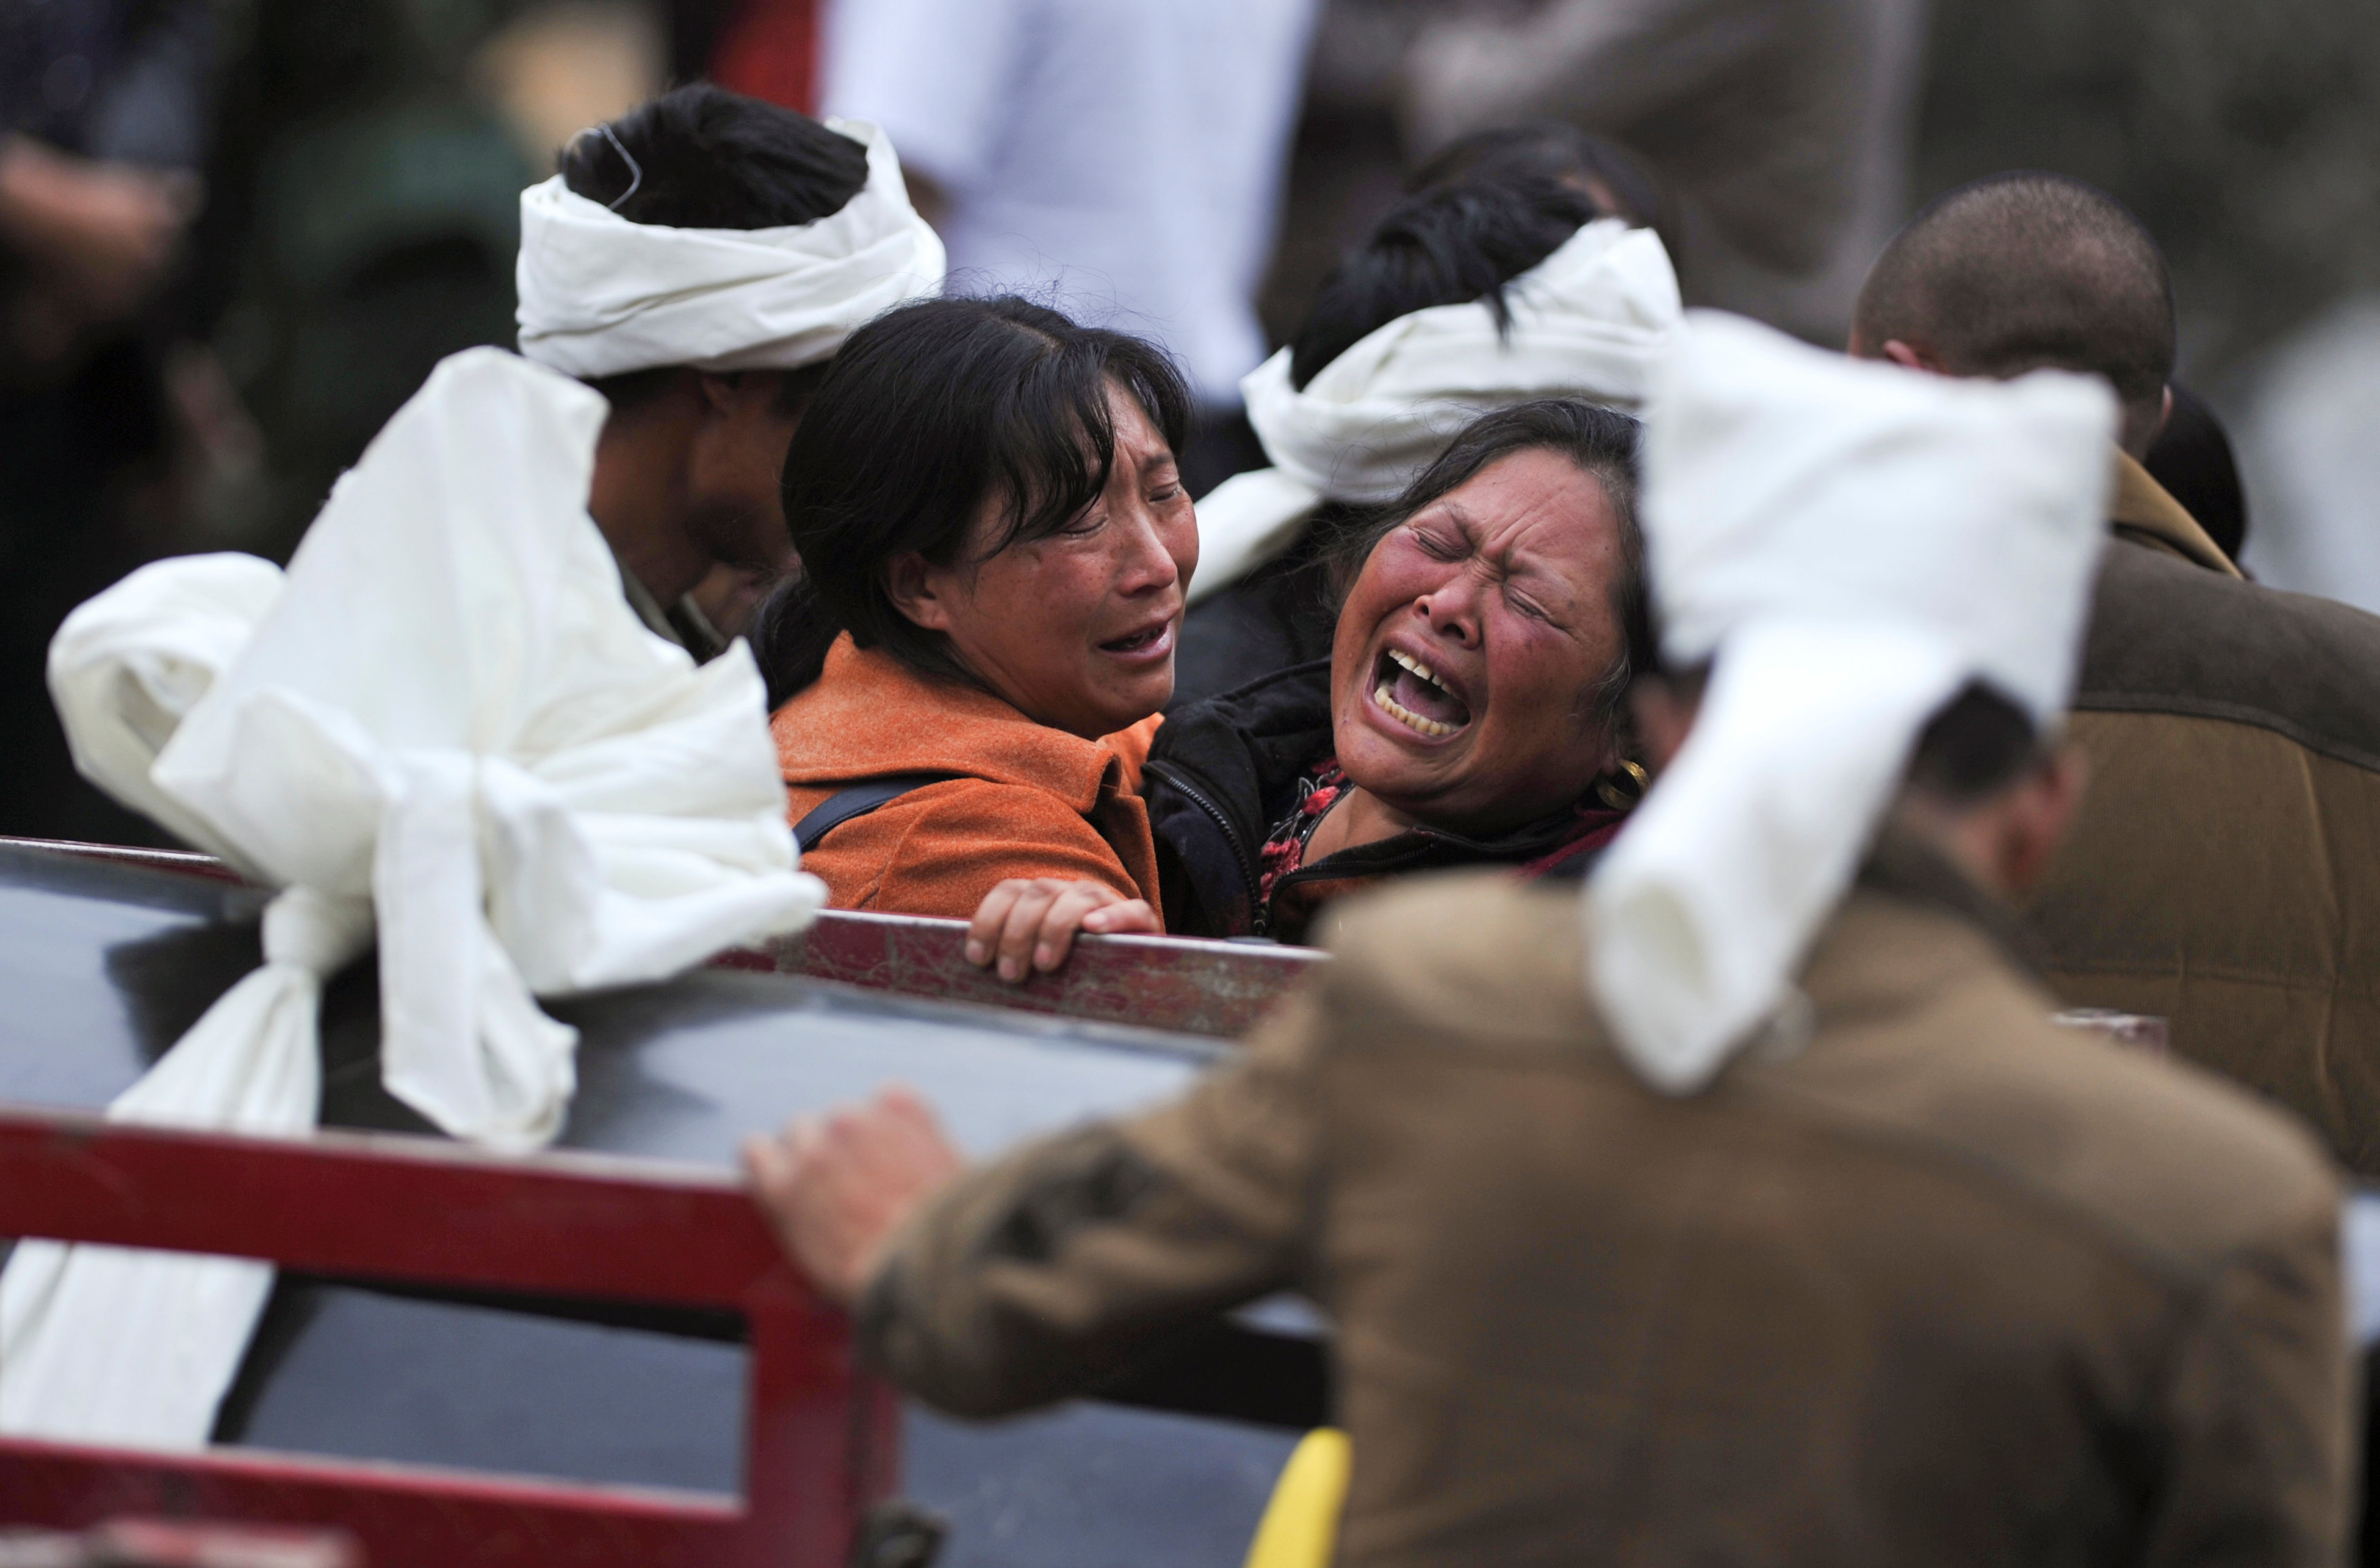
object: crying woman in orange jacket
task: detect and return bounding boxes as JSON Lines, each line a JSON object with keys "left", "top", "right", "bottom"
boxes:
{"left": 753, "top": 296, "right": 1191, "bottom": 945}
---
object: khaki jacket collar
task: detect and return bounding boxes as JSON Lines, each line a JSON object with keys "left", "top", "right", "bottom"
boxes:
{"left": 1853, "top": 828, "right": 2053, "bottom": 987}
{"left": 2110, "top": 450, "right": 2240, "bottom": 578}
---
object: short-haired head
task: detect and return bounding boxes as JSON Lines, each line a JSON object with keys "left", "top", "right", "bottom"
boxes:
{"left": 1289, "top": 168, "right": 1607, "bottom": 391}
{"left": 751, "top": 296, "right": 1191, "bottom": 706}
{"left": 560, "top": 83, "right": 872, "bottom": 415}
{"left": 1852, "top": 172, "right": 2175, "bottom": 455}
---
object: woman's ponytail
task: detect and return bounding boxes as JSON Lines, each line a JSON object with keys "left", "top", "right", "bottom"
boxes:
{"left": 749, "top": 572, "right": 841, "bottom": 711}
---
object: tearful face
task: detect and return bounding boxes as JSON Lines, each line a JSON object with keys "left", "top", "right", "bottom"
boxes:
{"left": 915, "top": 384, "right": 1198, "bottom": 739}
{"left": 1330, "top": 448, "right": 1629, "bottom": 834}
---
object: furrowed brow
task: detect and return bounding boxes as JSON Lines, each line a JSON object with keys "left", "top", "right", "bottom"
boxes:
{"left": 1432, "top": 501, "right": 1482, "bottom": 549}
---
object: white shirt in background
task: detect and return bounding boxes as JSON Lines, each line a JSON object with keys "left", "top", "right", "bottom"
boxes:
{"left": 823, "top": 0, "right": 1321, "bottom": 408}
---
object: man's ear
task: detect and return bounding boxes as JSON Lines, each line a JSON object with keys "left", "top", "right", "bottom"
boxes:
{"left": 882, "top": 551, "right": 953, "bottom": 632}
{"left": 695, "top": 370, "right": 788, "bottom": 419}
{"left": 1995, "top": 742, "right": 2090, "bottom": 895}
{"left": 1880, "top": 338, "right": 1948, "bottom": 376}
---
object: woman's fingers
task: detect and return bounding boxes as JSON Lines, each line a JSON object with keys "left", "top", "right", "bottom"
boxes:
{"left": 994, "top": 882, "right": 1068, "bottom": 981}
{"left": 1079, "top": 898, "right": 1160, "bottom": 937}
{"left": 962, "top": 879, "right": 1156, "bottom": 984}
{"left": 1023, "top": 883, "right": 1144, "bottom": 974}
{"left": 964, "top": 881, "right": 1029, "bottom": 967}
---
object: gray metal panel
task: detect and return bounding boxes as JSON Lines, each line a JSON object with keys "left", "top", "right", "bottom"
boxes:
{"left": 0, "top": 843, "right": 1304, "bottom": 1567}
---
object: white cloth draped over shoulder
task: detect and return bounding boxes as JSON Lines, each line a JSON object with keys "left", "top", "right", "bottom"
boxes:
{"left": 1586, "top": 312, "right": 2114, "bottom": 1095}
{"left": 6, "top": 347, "right": 826, "bottom": 1449}
{"left": 1189, "top": 217, "right": 1681, "bottom": 605}
{"left": 515, "top": 118, "right": 946, "bottom": 379}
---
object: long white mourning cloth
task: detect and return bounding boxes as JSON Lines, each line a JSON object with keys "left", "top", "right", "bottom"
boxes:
{"left": 1190, "top": 217, "right": 1681, "bottom": 604}
{"left": 515, "top": 117, "right": 946, "bottom": 379}
{"left": 1586, "top": 312, "right": 2114, "bottom": 1093}
{"left": 5, "top": 347, "right": 826, "bottom": 1448}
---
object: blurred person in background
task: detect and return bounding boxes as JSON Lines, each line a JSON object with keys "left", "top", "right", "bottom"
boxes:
{"left": 2235, "top": 304, "right": 2380, "bottom": 616}
{"left": 1916, "top": 0, "right": 2380, "bottom": 388}
{"left": 192, "top": 0, "right": 668, "bottom": 567}
{"left": 1262, "top": 0, "right": 1924, "bottom": 350}
{"left": 1180, "top": 143, "right": 1678, "bottom": 704}
{"left": 818, "top": 0, "right": 1321, "bottom": 498}
{"left": 1851, "top": 171, "right": 2380, "bottom": 1183}
{"left": 0, "top": 0, "right": 211, "bottom": 841}
{"left": 2141, "top": 383, "right": 2248, "bottom": 565}
{"left": 673, "top": 0, "right": 822, "bottom": 117}
{"left": 1912, "top": 0, "right": 2379, "bottom": 623}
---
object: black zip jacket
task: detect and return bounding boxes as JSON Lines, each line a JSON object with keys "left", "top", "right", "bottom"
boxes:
{"left": 1146, "top": 661, "right": 1622, "bottom": 941}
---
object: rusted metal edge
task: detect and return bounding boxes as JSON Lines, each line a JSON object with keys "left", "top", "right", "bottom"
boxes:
{"left": 749, "top": 909, "right": 1326, "bottom": 1038}
{"left": 0, "top": 837, "right": 1326, "bottom": 1038}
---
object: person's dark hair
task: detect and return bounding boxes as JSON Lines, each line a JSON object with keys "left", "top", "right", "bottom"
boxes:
{"left": 558, "top": 84, "right": 872, "bottom": 415}
{"left": 1289, "top": 174, "right": 1606, "bottom": 391}
{"left": 750, "top": 297, "right": 1193, "bottom": 707}
{"left": 1335, "top": 399, "right": 1649, "bottom": 730}
{"left": 1903, "top": 683, "right": 2043, "bottom": 805}
{"left": 1407, "top": 121, "right": 1676, "bottom": 266}
{"left": 2143, "top": 382, "right": 2249, "bottom": 560}
{"left": 1853, "top": 172, "right": 2175, "bottom": 448}
{"left": 559, "top": 81, "right": 868, "bottom": 230}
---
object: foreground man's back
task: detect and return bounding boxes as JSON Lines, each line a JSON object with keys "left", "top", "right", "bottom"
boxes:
{"left": 866, "top": 864, "right": 2347, "bottom": 1565}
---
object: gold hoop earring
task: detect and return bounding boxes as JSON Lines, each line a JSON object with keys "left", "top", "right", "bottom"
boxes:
{"left": 1593, "top": 758, "right": 1650, "bottom": 812}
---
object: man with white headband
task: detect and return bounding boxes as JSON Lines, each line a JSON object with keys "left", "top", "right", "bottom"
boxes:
{"left": 1176, "top": 161, "right": 1679, "bottom": 704}
{"left": 516, "top": 84, "right": 944, "bottom": 659}
{"left": 737, "top": 314, "right": 2348, "bottom": 1562}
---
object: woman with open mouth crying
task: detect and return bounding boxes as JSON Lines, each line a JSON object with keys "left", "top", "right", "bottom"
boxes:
{"left": 967, "top": 399, "right": 1651, "bottom": 977}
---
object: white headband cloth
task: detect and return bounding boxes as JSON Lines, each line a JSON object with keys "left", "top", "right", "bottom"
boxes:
{"left": 515, "top": 118, "right": 946, "bottom": 380}
{"left": 1586, "top": 312, "right": 2116, "bottom": 1095}
{"left": 1190, "top": 218, "right": 1682, "bottom": 604}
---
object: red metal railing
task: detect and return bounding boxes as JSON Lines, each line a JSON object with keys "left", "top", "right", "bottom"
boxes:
{"left": 0, "top": 1108, "right": 894, "bottom": 1566}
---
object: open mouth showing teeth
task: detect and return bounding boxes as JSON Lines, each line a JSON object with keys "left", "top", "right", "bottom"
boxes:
{"left": 1101, "top": 624, "right": 1166, "bottom": 654}
{"left": 1372, "top": 647, "right": 1472, "bottom": 738}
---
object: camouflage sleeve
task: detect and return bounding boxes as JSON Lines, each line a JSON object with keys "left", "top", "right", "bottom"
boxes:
{"left": 2142, "top": 1202, "right": 2354, "bottom": 1567}
{"left": 856, "top": 990, "right": 1327, "bottom": 1419}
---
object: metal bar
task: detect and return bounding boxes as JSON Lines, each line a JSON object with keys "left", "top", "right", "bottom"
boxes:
{"left": 0, "top": 836, "right": 246, "bottom": 883}
{"left": 0, "top": 836, "right": 1328, "bottom": 1039}
{"left": 741, "top": 909, "right": 1326, "bottom": 1039}
{"left": 0, "top": 1111, "right": 778, "bottom": 1306}
{"left": 0, "top": 1108, "right": 886, "bottom": 1567}
{"left": 0, "top": 1443, "right": 738, "bottom": 1567}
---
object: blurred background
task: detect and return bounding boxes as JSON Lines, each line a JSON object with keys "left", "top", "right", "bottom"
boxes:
{"left": 3, "top": 0, "right": 2377, "bottom": 841}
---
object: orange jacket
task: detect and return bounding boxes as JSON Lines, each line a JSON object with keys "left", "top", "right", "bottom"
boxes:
{"left": 771, "top": 635, "right": 1165, "bottom": 924}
